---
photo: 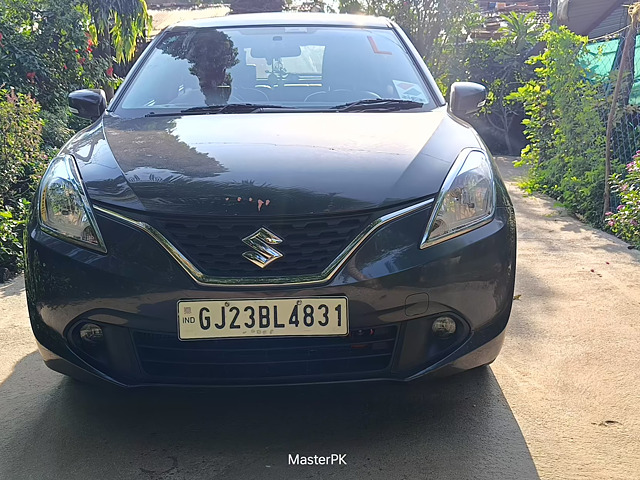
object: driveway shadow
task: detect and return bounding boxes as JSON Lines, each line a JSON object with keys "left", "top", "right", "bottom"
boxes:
{"left": 0, "top": 275, "right": 25, "bottom": 298}
{"left": 0, "top": 353, "right": 539, "bottom": 480}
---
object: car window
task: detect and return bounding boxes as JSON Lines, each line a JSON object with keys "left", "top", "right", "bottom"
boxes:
{"left": 115, "top": 26, "right": 434, "bottom": 115}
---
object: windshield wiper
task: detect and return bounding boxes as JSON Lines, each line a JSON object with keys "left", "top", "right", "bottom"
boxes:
{"left": 332, "top": 99, "right": 425, "bottom": 112}
{"left": 145, "top": 103, "right": 291, "bottom": 117}
{"left": 182, "top": 103, "right": 291, "bottom": 114}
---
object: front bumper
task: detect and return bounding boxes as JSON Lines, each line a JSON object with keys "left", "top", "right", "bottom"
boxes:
{"left": 25, "top": 199, "right": 516, "bottom": 387}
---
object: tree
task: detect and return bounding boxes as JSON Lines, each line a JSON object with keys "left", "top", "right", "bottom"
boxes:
{"left": 85, "top": 0, "right": 150, "bottom": 65}
{"left": 295, "top": 1, "right": 335, "bottom": 13}
{"left": 339, "top": 0, "right": 361, "bottom": 14}
{"left": 509, "top": 27, "right": 608, "bottom": 225}
{"left": 0, "top": 0, "right": 110, "bottom": 145}
{"left": 162, "top": 30, "right": 239, "bottom": 105}
{"left": 230, "top": 0, "right": 284, "bottom": 14}
{"left": 339, "top": 0, "right": 482, "bottom": 82}
{"left": 464, "top": 12, "right": 542, "bottom": 154}
{"left": 84, "top": 0, "right": 151, "bottom": 99}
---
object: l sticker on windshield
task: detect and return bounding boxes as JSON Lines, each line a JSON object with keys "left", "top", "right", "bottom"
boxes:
{"left": 368, "top": 36, "right": 392, "bottom": 55}
{"left": 393, "top": 80, "right": 429, "bottom": 103}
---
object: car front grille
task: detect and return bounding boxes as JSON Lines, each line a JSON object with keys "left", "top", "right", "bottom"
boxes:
{"left": 132, "top": 326, "right": 398, "bottom": 384}
{"left": 149, "top": 212, "right": 373, "bottom": 278}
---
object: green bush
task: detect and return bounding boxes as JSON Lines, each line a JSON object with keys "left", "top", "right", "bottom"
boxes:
{"left": 0, "top": 0, "right": 151, "bottom": 275}
{"left": 0, "top": 89, "right": 46, "bottom": 272}
{"left": 460, "top": 12, "right": 542, "bottom": 154}
{"left": 0, "top": 0, "right": 110, "bottom": 148}
{"left": 509, "top": 27, "right": 610, "bottom": 226}
{"left": 607, "top": 156, "right": 640, "bottom": 247}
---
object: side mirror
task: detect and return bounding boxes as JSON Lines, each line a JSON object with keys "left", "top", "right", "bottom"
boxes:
{"left": 68, "top": 89, "right": 107, "bottom": 121}
{"left": 449, "top": 82, "right": 487, "bottom": 117}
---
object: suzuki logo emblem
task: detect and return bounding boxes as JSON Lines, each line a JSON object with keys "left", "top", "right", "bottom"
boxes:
{"left": 242, "top": 227, "right": 284, "bottom": 268}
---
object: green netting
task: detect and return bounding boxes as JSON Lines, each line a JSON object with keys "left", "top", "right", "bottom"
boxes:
{"left": 583, "top": 37, "right": 640, "bottom": 105}
{"left": 584, "top": 38, "right": 619, "bottom": 77}
{"left": 582, "top": 33, "right": 640, "bottom": 210}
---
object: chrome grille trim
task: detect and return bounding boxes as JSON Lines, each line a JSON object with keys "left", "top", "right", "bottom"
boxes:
{"left": 94, "top": 198, "right": 433, "bottom": 287}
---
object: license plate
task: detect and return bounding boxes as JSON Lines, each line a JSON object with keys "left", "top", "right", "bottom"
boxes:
{"left": 177, "top": 297, "right": 348, "bottom": 340}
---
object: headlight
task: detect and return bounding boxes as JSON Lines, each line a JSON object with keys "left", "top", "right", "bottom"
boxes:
{"left": 421, "top": 149, "right": 495, "bottom": 248}
{"left": 39, "top": 154, "right": 106, "bottom": 252}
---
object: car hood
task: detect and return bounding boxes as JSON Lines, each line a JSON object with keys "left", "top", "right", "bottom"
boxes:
{"left": 66, "top": 109, "right": 481, "bottom": 216}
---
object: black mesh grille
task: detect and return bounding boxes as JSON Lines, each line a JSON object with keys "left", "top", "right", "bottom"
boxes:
{"left": 149, "top": 212, "right": 373, "bottom": 278}
{"left": 133, "top": 326, "right": 397, "bottom": 383}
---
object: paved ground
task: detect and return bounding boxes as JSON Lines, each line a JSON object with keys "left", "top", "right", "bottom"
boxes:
{"left": 0, "top": 157, "right": 638, "bottom": 479}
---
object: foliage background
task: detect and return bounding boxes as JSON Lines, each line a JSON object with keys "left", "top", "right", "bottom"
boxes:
{"left": 0, "top": 0, "right": 149, "bottom": 274}
{"left": 509, "top": 27, "right": 612, "bottom": 226}
{"left": 0, "top": 90, "right": 45, "bottom": 272}
{"left": 608, "top": 156, "right": 640, "bottom": 247}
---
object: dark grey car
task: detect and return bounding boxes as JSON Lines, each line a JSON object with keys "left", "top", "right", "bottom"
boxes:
{"left": 25, "top": 13, "right": 516, "bottom": 386}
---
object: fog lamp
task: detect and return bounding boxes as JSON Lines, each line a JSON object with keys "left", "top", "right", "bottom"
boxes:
{"left": 432, "top": 316, "right": 457, "bottom": 338}
{"left": 79, "top": 323, "right": 104, "bottom": 345}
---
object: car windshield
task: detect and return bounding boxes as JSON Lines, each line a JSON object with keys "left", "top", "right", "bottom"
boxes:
{"left": 114, "top": 25, "right": 434, "bottom": 116}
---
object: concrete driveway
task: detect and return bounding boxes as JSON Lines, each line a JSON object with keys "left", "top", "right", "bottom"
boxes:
{"left": 0, "top": 157, "right": 638, "bottom": 479}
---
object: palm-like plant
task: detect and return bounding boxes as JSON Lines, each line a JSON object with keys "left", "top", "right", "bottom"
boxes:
{"left": 500, "top": 11, "right": 541, "bottom": 54}
{"left": 86, "top": 0, "right": 151, "bottom": 64}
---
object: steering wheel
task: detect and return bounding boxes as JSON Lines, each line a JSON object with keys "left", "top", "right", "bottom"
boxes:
{"left": 304, "top": 89, "right": 381, "bottom": 103}
{"left": 229, "top": 88, "right": 270, "bottom": 104}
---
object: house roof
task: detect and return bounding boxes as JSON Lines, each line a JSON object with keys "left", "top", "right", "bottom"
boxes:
{"left": 588, "top": 5, "right": 629, "bottom": 40}
{"left": 477, "top": 1, "right": 550, "bottom": 13}
{"left": 474, "top": 1, "right": 628, "bottom": 39}
{"left": 562, "top": 0, "right": 627, "bottom": 37}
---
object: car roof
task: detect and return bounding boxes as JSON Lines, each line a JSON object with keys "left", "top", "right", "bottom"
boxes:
{"left": 169, "top": 12, "right": 393, "bottom": 30}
